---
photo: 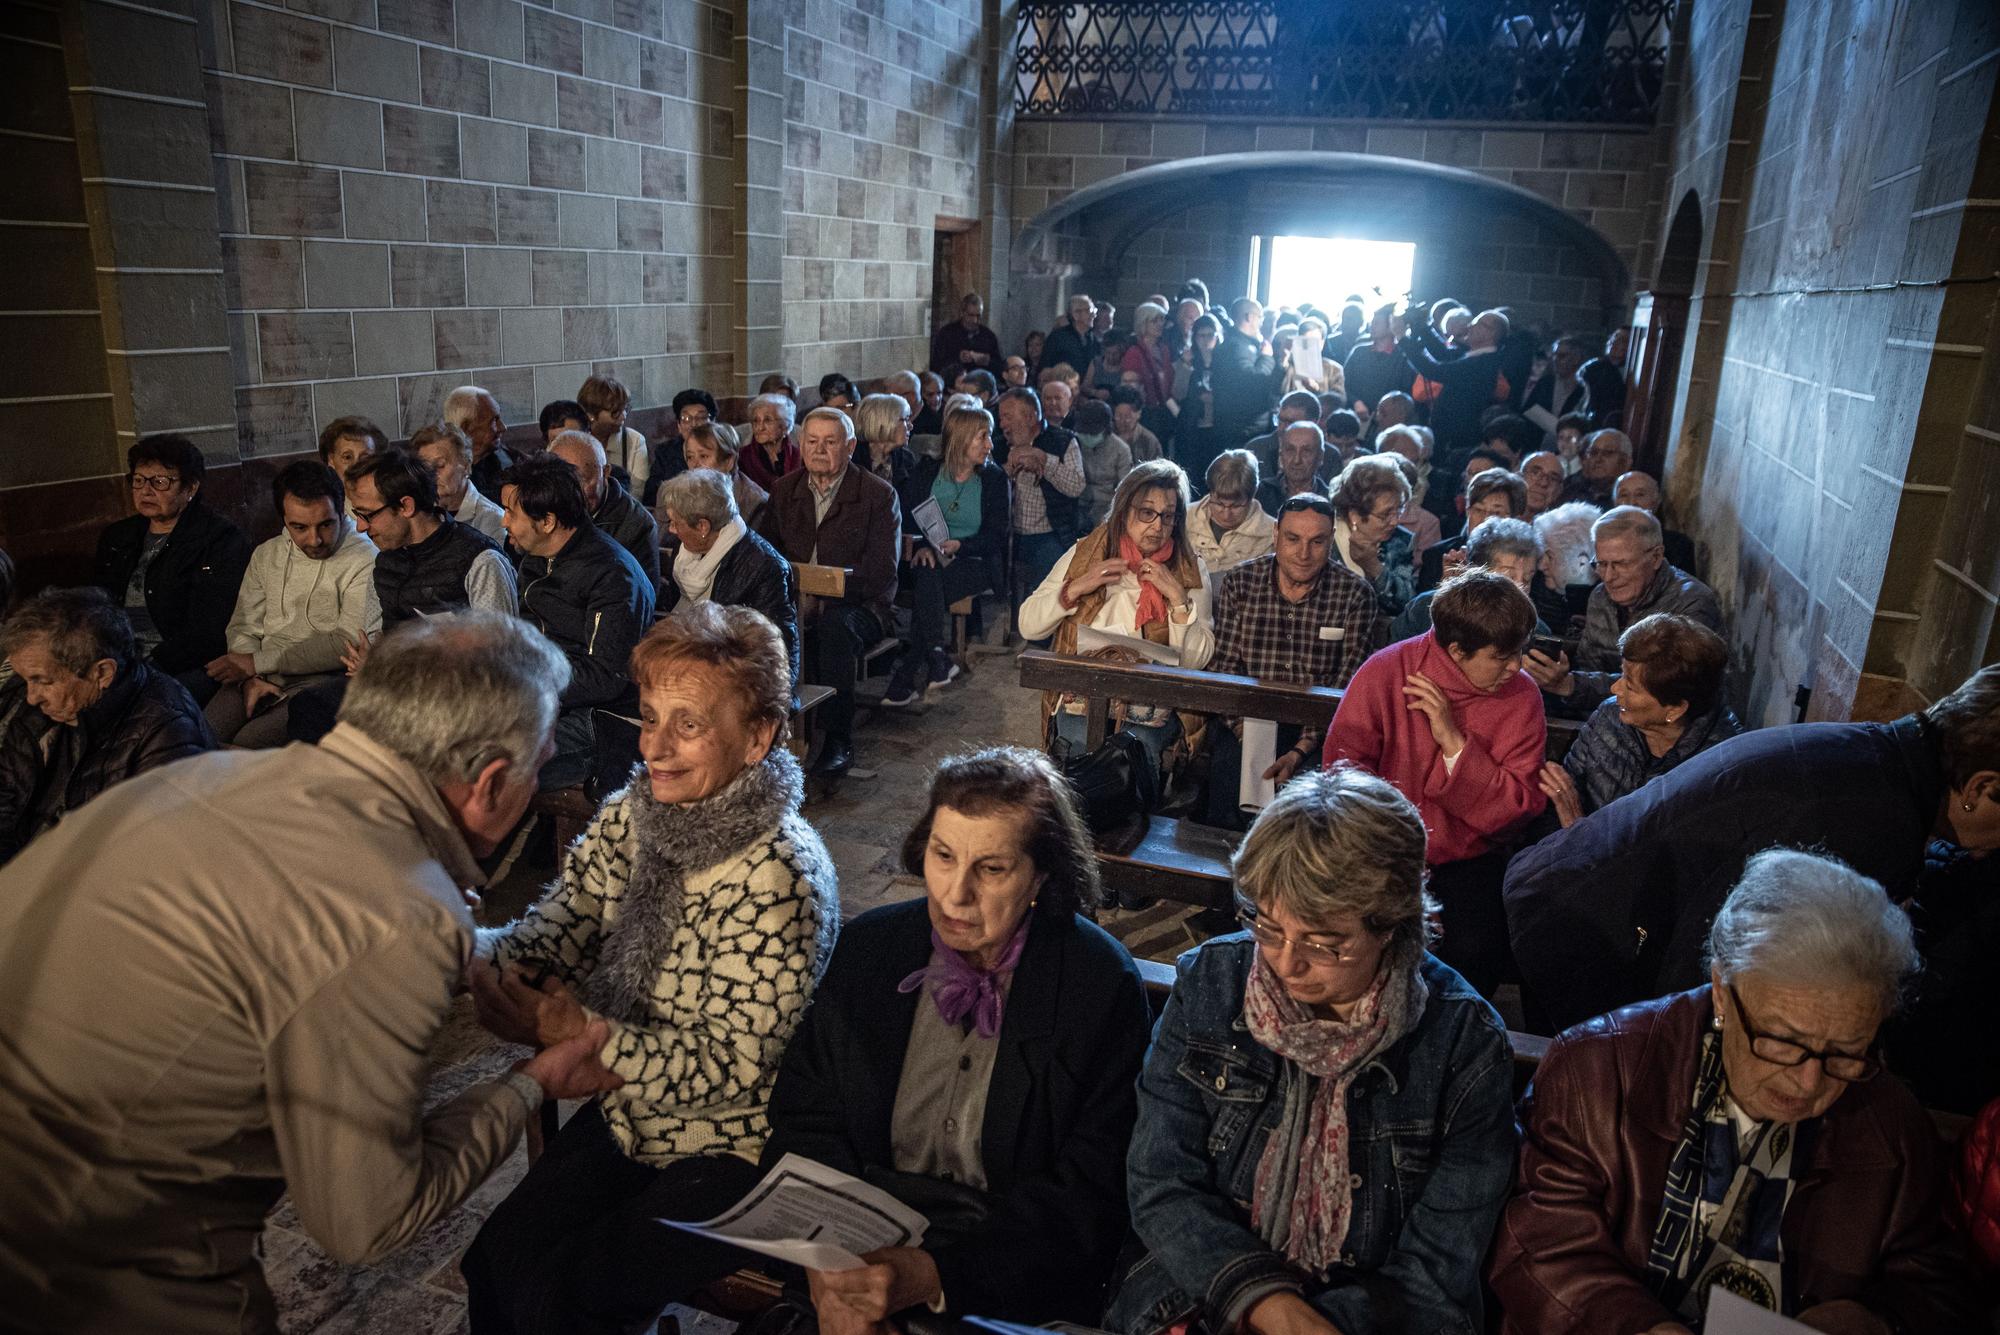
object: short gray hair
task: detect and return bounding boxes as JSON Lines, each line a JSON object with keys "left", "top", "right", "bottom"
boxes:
{"left": 799, "top": 405, "right": 853, "bottom": 443}
{"left": 1205, "top": 448, "right": 1258, "bottom": 498}
{"left": 882, "top": 369, "right": 919, "bottom": 395}
{"left": 1589, "top": 428, "right": 1633, "bottom": 462}
{"left": 1467, "top": 515, "right": 1543, "bottom": 567}
{"left": 440, "top": 385, "right": 491, "bottom": 430}
{"left": 1, "top": 586, "right": 134, "bottom": 675}
{"left": 1134, "top": 301, "right": 1168, "bottom": 331}
{"left": 659, "top": 468, "right": 739, "bottom": 530}
{"left": 750, "top": 393, "right": 797, "bottom": 430}
{"left": 339, "top": 613, "right": 570, "bottom": 786}
{"left": 1706, "top": 849, "right": 1920, "bottom": 1015}
{"left": 1593, "top": 504, "right": 1663, "bottom": 550}
{"left": 1233, "top": 766, "right": 1436, "bottom": 958}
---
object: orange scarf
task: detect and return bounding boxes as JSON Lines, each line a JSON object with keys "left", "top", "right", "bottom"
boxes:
{"left": 1120, "top": 534, "right": 1175, "bottom": 629}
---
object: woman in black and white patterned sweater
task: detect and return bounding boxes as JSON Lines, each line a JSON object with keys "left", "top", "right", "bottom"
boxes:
{"left": 461, "top": 602, "right": 839, "bottom": 1335}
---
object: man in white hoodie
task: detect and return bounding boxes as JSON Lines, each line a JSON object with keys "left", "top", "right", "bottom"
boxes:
{"left": 204, "top": 459, "right": 379, "bottom": 746}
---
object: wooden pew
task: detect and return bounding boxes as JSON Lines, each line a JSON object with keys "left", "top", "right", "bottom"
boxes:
{"left": 1020, "top": 651, "right": 1583, "bottom": 910}
{"left": 793, "top": 561, "right": 902, "bottom": 680}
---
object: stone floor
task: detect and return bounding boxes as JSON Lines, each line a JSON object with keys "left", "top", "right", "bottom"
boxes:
{"left": 264, "top": 638, "right": 1211, "bottom": 1333}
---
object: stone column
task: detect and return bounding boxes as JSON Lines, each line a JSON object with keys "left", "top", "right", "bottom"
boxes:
{"left": 733, "top": 1, "right": 784, "bottom": 395}
{"left": 62, "top": 0, "right": 237, "bottom": 464}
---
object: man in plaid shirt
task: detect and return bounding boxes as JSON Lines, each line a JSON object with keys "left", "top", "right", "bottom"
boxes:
{"left": 1204, "top": 495, "right": 1385, "bottom": 825}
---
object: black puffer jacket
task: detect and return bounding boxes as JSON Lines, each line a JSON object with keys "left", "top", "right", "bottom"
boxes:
{"left": 91, "top": 501, "right": 254, "bottom": 675}
{"left": 516, "top": 522, "right": 655, "bottom": 712}
{"left": 0, "top": 661, "right": 217, "bottom": 863}
{"left": 660, "top": 526, "right": 799, "bottom": 701}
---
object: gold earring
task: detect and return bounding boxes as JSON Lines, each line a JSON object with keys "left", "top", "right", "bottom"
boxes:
{"left": 1964, "top": 801, "right": 1976, "bottom": 812}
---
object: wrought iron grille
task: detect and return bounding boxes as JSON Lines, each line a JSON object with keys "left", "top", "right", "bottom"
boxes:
{"left": 1015, "top": 0, "right": 1678, "bottom": 124}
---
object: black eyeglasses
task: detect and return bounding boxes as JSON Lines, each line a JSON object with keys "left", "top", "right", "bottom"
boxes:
{"left": 1724, "top": 985, "right": 1882, "bottom": 1083}
{"left": 1279, "top": 495, "right": 1335, "bottom": 518}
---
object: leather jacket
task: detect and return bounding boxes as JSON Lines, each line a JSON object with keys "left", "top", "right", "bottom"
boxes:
{"left": 1489, "top": 987, "right": 1977, "bottom": 1334}
{"left": 0, "top": 661, "right": 217, "bottom": 863}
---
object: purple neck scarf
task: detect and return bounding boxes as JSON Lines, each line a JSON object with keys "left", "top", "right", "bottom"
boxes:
{"left": 897, "top": 917, "right": 1031, "bottom": 1039}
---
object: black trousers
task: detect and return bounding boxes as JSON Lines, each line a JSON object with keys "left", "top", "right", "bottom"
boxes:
{"left": 1428, "top": 847, "right": 1515, "bottom": 999}
{"left": 901, "top": 556, "right": 994, "bottom": 664}
{"left": 805, "top": 603, "right": 883, "bottom": 745}
{"left": 462, "top": 1101, "right": 762, "bottom": 1335}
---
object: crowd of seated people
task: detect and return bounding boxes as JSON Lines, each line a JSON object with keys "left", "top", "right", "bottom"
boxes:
{"left": 5, "top": 272, "right": 2000, "bottom": 1335}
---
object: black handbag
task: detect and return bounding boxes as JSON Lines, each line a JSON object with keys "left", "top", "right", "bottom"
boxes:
{"left": 1056, "top": 728, "right": 1158, "bottom": 834}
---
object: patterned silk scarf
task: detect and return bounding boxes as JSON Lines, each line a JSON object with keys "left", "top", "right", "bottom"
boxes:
{"left": 1241, "top": 949, "right": 1425, "bottom": 1275}
{"left": 896, "top": 918, "right": 1030, "bottom": 1039}
{"left": 1644, "top": 1031, "right": 1813, "bottom": 1322}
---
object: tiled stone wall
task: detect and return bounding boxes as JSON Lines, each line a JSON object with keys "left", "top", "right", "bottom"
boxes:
{"left": 1654, "top": 0, "right": 2000, "bottom": 724}
{"left": 202, "top": 0, "right": 744, "bottom": 455}
{"left": 779, "top": 0, "right": 985, "bottom": 384}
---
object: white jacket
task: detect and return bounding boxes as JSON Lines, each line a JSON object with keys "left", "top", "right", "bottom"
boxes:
{"left": 1187, "top": 497, "right": 1275, "bottom": 574}
{"left": 226, "top": 528, "right": 381, "bottom": 678}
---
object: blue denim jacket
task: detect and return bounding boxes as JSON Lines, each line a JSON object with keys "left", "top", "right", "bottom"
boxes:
{"left": 1105, "top": 937, "right": 1517, "bottom": 1335}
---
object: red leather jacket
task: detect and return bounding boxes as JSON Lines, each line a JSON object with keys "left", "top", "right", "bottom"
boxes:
{"left": 1956, "top": 1097, "right": 2000, "bottom": 1271}
{"left": 1488, "top": 987, "right": 1975, "bottom": 1334}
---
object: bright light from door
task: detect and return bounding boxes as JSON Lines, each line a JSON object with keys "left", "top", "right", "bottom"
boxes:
{"left": 1262, "top": 236, "right": 1417, "bottom": 315}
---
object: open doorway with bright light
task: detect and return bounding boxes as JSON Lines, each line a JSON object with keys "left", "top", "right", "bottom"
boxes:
{"left": 1249, "top": 235, "right": 1417, "bottom": 315}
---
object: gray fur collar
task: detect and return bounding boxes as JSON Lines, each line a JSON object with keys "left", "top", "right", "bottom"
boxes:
{"left": 582, "top": 748, "right": 805, "bottom": 1023}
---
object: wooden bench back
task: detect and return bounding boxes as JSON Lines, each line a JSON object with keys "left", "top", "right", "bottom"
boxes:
{"left": 793, "top": 562, "right": 850, "bottom": 600}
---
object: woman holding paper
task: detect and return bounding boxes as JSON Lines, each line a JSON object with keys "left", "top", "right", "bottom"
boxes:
{"left": 882, "top": 402, "right": 1010, "bottom": 707}
{"left": 1019, "top": 458, "right": 1215, "bottom": 772}
{"left": 458, "top": 604, "right": 840, "bottom": 1335}
{"left": 1106, "top": 767, "right": 1516, "bottom": 1335}
{"left": 764, "top": 746, "right": 1154, "bottom": 1328}
{"left": 1489, "top": 850, "right": 1977, "bottom": 1335}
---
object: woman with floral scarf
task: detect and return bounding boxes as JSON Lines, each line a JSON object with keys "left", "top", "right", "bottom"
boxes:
{"left": 1107, "top": 766, "right": 1517, "bottom": 1335}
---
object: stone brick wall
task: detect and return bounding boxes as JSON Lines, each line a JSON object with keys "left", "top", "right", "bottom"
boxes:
{"left": 780, "top": 0, "right": 985, "bottom": 384}
{"left": 1654, "top": 0, "right": 2000, "bottom": 724}
{"left": 201, "top": 0, "right": 743, "bottom": 456}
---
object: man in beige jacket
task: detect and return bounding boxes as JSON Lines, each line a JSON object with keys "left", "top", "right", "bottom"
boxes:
{"left": 0, "top": 612, "right": 622, "bottom": 1334}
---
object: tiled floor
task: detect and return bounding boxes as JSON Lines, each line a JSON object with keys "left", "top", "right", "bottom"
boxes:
{"left": 267, "top": 642, "right": 1179, "bottom": 1333}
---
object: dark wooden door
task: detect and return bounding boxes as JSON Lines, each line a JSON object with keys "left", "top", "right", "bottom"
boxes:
{"left": 1624, "top": 291, "right": 1687, "bottom": 476}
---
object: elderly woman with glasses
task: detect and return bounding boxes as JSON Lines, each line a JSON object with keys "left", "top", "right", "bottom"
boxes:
{"left": 1329, "top": 455, "right": 1415, "bottom": 615}
{"left": 1107, "top": 766, "right": 1516, "bottom": 1335}
{"left": 1020, "top": 459, "right": 1214, "bottom": 772}
{"left": 1187, "top": 450, "right": 1274, "bottom": 574}
{"left": 1491, "top": 849, "right": 1977, "bottom": 1334}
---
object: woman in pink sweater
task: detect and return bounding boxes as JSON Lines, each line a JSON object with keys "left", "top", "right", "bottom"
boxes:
{"left": 1323, "top": 570, "right": 1547, "bottom": 995}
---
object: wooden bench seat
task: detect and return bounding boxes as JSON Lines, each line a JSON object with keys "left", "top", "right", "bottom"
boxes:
{"left": 1100, "top": 814, "right": 1239, "bottom": 911}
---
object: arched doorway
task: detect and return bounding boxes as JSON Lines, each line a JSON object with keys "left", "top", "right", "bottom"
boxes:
{"left": 1007, "top": 151, "right": 1632, "bottom": 342}
{"left": 1626, "top": 189, "right": 1703, "bottom": 473}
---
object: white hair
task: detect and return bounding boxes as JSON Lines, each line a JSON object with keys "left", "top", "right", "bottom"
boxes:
{"left": 1536, "top": 501, "right": 1602, "bottom": 587}
{"left": 1134, "top": 301, "right": 1168, "bottom": 330}
{"left": 750, "top": 393, "right": 796, "bottom": 430}
{"left": 658, "top": 468, "right": 739, "bottom": 529}
{"left": 440, "top": 385, "right": 491, "bottom": 429}
{"left": 799, "top": 405, "right": 854, "bottom": 443}
{"left": 1592, "top": 504, "right": 1663, "bottom": 549}
{"left": 339, "top": 612, "right": 570, "bottom": 786}
{"left": 1706, "top": 849, "right": 1919, "bottom": 1014}
{"left": 882, "top": 370, "right": 919, "bottom": 394}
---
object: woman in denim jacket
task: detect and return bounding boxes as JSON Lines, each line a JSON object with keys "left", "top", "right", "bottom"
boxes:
{"left": 1107, "top": 766, "right": 1518, "bottom": 1335}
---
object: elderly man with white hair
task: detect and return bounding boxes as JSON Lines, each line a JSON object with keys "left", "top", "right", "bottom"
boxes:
{"left": 0, "top": 614, "right": 624, "bottom": 1334}
{"left": 1614, "top": 467, "right": 1699, "bottom": 574}
{"left": 550, "top": 429, "right": 662, "bottom": 593}
{"left": 443, "top": 384, "right": 511, "bottom": 502}
{"left": 755, "top": 406, "right": 900, "bottom": 776}
{"left": 657, "top": 468, "right": 799, "bottom": 695}
{"left": 1526, "top": 504, "right": 1721, "bottom": 714}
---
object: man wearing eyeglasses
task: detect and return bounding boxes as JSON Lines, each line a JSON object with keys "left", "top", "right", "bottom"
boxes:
{"left": 1525, "top": 505, "right": 1721, "bottom": 715}
{"left": 91, "top": 435, "right": 254, "bottom": 706}
{"left": 1205, "top": 494, "right": 1384, "bottom": 827}
{"left": 1561, "top": 427, "right": 1632, "bottom": 507}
